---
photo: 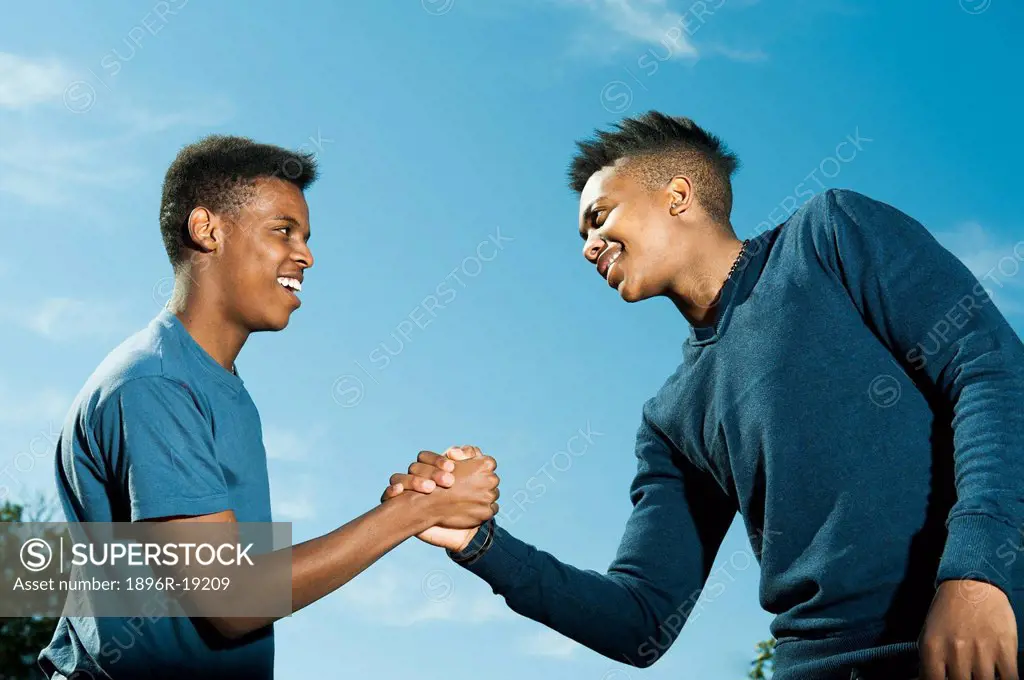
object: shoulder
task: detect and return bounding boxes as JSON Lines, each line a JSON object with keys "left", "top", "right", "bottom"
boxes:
{"left": 775, "top": 189, "right": 911, "bottom": 258}
{"left": 75, "top": 317, "right": 201, "bottom": 426}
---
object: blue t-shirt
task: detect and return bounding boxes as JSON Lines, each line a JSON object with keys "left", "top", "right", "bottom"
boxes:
{"left": 38, "top": 309, "right": 275, "bottom": 679}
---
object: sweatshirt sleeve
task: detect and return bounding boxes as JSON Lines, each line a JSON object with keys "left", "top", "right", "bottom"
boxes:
{"left": 448, "top": 411, "right": 737, "bottom": 667}
{"left": 817, "top": 188, "right": 1024, "bottom": 596}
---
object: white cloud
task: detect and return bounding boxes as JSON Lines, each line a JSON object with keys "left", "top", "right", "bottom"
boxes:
{"left": 3, "top": 298, "right": 130, "bottom": 342}
{"left": 265, "top": 425, "right": 335, "bottom": 521}
{"left": 109, "top": 99, "right": 236, "bottom": 135}
{"left": 0, "top": 384, "right": 70, "bottom": 426}
{"left": 338, "top": 563, "right": 514, "bottom": 626}
{"left": 0, "top": 53, "right": 73, "bottom": 110}
{"left": 274, "top": 494, "right": 318, "bottom": 522}
{"left": 521, "top": 628, "right": 581, "bottom": 659}
{"left": 550, "top": 0, "right": 761, "bottom": 63}
{"left": 0, "top": 52, "right": 233, "bottom": 209}
{"left": 936, "top": 221, "right": 1024, "bottom": 318}
{"left": 706, "top": 43, "right": 769, "bottom": 62}
{"left": 263, "top": 425, "right": 312, "bottom": 462}
{"left": 269, "top": 473, "right": 320, "bottom": 521}
{"left": 0, "top": 101, "right": 233, "bottom": 208}
{"left": 559, "top": 0, "right": 698, "bottom": 60}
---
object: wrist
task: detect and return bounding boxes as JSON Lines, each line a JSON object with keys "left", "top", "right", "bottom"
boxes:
{"left": 453, "top": 526, "right": 480, "bottom": 553}
{"left": 386, "top": 491, "right": 440, "bottom": 537}
{"left": 448, "top": 518, "right": 494, "bottom": 565}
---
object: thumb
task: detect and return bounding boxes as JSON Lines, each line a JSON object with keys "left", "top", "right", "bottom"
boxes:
{"left": 444, "top": 446, "right": 477, "bottom": 461}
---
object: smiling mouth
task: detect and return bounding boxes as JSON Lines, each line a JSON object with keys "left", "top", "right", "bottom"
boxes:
{"left": 277, "top": 277, "right": 302, "bottom": 293}
{"left": 597, "top": 244, "right": 624, "bottom": 281}
{"left": 605, "top": 250, "right": 622, "bottom": 279}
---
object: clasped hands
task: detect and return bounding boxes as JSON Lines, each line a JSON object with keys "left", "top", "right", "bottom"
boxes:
{"left": 380, "top": 446, "right": 499, "bottom": 552}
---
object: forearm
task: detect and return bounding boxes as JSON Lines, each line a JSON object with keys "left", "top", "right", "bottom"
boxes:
{"left": 454, "top": 522, "right": 706, "bottom": 668}
{"left": 289, "top": 495, "right": 430, "bottom": 610}
{"left": 207, "top": 494, "right": 433, "bottom": 638}
{"left": 935, "top": 333, "right": 1024, "bottom": 592}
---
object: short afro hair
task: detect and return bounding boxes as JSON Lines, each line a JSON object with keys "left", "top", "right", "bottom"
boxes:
{"left": 568, "top": 111, "right": 740, "bottom": 224}
{"left": 159, "top": 135, "right": 319, "bottom": 267}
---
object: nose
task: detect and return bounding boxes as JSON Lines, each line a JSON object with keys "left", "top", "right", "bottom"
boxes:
{"left": 293, "top": 241, "right": 314, "bottom": 270}
{"left": 582, "top": 232, "right": 605, "bottom": 264}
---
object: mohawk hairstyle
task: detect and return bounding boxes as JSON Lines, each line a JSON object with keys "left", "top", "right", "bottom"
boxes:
{"left": 159, "top": 135, "right": 319, "bottom": 268}
{"left": 568, "top": 111, "right": 740, "bottom": 224}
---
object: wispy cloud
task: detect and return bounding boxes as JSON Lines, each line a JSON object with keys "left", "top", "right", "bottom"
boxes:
{"left": 108, "top": 99, "right": 236, "bottom": 135}
{"left": 270, "top": 473, "right": 321, "bottom": 521}
{"left": 263, "top": 425, "right": 313, "bottom": 462}
{"left": 0, "top": 130, "right": 140, "bottom": 206}
{"left": 551, "top": 0, "right": 762, "bottom": 63}
{"left": 0, "top": 52, "right": 233, "bottom": 209}
{"left": 936, "top": 221, "right": 1024, "bottom": 318}
{"left": 0, "top": 384, "right": 70, "bottom": 426}
{"left": 2, "top": 298, "right": 131, "bottom": 342}
{"left": 705, "top": 43, "right": 769, "bottom": 62}
{"left": 339, "top": 563, "right": 514, "bottom": 626}
{"left": 0, "top": 52, "right": 73, "bottom": 111}
{"left": 273, "top": 493, "right": 318, "bottom": 522}
{"left": 520, "top": 628, "right": 581, "bottom": 659}
{"left": 265, "top": 424, "right": 335, "bottom": 521}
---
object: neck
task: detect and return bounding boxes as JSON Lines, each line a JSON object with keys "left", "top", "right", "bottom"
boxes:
{"left": 666, "top": 229, "right": 745, "bottom": 328}
{"left": 166, "top": 273, "right": 249, "bottom": 372}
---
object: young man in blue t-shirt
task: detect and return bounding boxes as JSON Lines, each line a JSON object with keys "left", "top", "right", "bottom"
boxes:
{"left": 38, "top": 135, "right": 494, "bottom": 679}
{"left": 386, "top": 112, "right": 1024, "bottom": 680}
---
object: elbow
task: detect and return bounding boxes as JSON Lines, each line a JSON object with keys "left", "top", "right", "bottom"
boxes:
{"left": 627, "top": 635, "right": 668, "bottom": 669}
{"left": 198, "top": 616, "right": 251, "bottom": 641}
{"left": 623, "top": 613, "right": 689, "bottom": 668}
{"left": 596, "top": 624, "right": 675, "bottom": 669}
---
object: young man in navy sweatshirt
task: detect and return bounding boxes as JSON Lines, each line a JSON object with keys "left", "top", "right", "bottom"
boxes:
{"left": 384, "top": 111, "right": 1024, "bottom": 680}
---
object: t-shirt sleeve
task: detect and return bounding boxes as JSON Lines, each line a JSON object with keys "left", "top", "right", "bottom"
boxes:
{"left": 93, "top": 376, "right": 232, "bottom": 521}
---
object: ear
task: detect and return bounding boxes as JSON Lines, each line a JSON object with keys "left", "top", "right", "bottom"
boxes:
{"left": 185, "top": 207, "right": 221, "bottom": 254}
{"left": 666, "top": 176, "right": 694, "bottom": 216}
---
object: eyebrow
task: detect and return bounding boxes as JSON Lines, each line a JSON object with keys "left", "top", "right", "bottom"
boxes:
{"left": 269, "top": 215, "right": 311, "bottom": 242}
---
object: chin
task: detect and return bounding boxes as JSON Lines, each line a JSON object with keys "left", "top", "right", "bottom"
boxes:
{"left": 617, "top": 279, "right": 649, "bottom": 303}
{"left": 250, "top": 311, "right": 292, "bottom": 332}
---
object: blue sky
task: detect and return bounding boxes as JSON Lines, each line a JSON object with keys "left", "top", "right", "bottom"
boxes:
{"left": 1, "top": 1, "right": 1022, "bottom": 677}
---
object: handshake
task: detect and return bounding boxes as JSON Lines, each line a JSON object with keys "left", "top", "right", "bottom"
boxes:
{"left": 379, "top": 446, "right": 500, "bottom": 553}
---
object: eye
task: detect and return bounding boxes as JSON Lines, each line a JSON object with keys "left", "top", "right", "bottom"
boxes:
{"left": 275, "top": 225, "right": 291, "bottom": 236}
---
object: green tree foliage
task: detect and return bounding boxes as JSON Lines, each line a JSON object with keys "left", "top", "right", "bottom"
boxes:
{"left": 1, "top": 499, "right": 60, "bottom": 679}
{"left": 749, "top": 637, "right": 776, "bottom": 679}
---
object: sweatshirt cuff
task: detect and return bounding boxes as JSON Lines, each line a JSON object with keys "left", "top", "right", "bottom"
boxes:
{"left": 447, "top": 522, "right": 529, "bottom": 591}
{"left": 937, "top": 513, "right": 1018, "bottom": 597}
{"left": 447, "top": 519, "right": 495, "bottom": 565}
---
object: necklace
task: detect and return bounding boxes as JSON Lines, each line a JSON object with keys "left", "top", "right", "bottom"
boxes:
{"left": 727, "top": 239, "right": 750, "bottom": 281}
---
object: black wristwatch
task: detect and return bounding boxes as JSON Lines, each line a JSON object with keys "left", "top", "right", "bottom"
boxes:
{"left": 448, "top": 518, "right": 495, "bottom": 565}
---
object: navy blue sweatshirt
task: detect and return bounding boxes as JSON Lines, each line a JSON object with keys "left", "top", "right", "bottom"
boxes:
{"left": 450, "top": 190, "right": 1024, "bottom": 679}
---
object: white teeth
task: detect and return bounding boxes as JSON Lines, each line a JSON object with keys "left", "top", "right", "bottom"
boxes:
{"left": 277, "top": 277, "right": 302, "bottom": 292}
{"left": 605, "top": 249, "right": 622, "bottom": 276}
